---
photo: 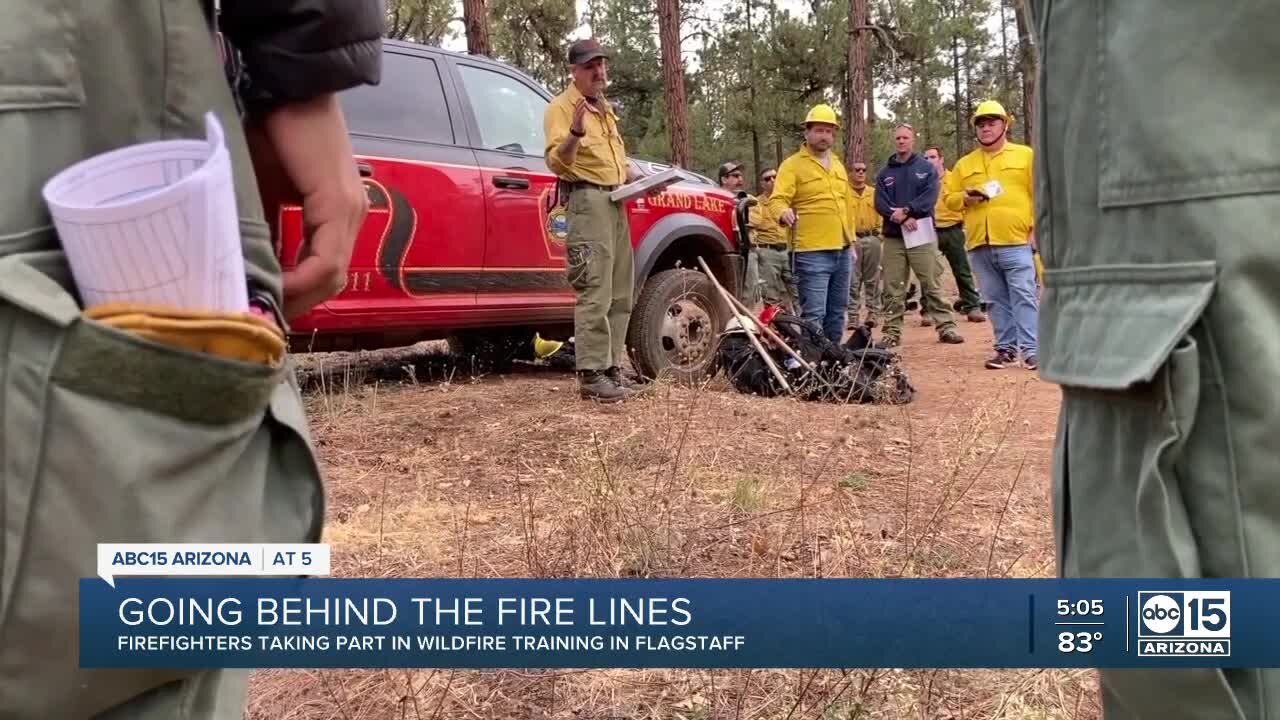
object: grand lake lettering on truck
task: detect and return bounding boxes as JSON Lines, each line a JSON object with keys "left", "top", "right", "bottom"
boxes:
{"left": 78, "top": 577, "right": 1280, "bottom": 669}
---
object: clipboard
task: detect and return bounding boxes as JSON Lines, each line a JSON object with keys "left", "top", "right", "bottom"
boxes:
{"left": 609, "top": 167, "right": 686, "bottom": 203}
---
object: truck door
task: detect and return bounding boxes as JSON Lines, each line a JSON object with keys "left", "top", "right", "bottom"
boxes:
{"left": 452, "top": 61, "right": 575, "bottom": 316}
{"left": 324, "top": 50, "right": 486, "bottom": 321}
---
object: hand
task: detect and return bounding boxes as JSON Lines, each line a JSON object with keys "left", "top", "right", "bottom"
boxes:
{"left": 572, "top": 98, "right": 598, "bottom": 135}
{"left": 891, "top": 208, "right": 908, "bottom": 224}
{"left": 779, "top": 209, "right": 797, "bottom": 226}
{"left": 903, "top": 217, "right": 918, "bottom": 232}
{"left": 246, "top": 94, "right": 369, "bottom": 320}
{"left": 964, "top": 190, "right": 987, "bottom": 207}
{"left": 1028, "top": 229, "right": 1037, "bottom": 250}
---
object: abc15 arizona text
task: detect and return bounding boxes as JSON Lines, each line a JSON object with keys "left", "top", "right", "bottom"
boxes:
{"left": 1137, "top": 591, "right": 1230, "bottom": 657}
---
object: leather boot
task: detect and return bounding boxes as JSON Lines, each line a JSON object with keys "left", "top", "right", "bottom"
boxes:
{"left": 607, "top": 366, "right": 650, "bottom": 391}
{"left": 579, "top": 370, "right": 632, "bottom": 403}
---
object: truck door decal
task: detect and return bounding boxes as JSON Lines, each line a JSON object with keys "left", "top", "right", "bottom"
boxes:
{"left": 368, "top": 178, "right": 418, "bottom": 290}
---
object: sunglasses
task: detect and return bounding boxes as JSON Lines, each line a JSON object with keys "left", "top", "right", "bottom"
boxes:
{"left": 853, "top": 168, "right": 867, "bottom": 172}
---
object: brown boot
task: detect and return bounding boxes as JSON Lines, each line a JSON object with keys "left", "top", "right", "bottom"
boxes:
{"left": 579, "top": 370, "right": 632, "bottom": 403}
{"left": 938, "top": 328, "right": 965, "bottom": 344}
{"left": 966, "top": 309, "right": 987, "bottom": 323}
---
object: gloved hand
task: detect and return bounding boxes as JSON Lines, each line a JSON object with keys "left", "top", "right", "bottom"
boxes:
{"left": 85, "top": 303, "right": 286, "bottom": 367}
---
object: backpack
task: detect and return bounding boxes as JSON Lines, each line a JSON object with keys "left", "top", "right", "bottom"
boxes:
{"left": 719, "top": 313, "right": 916, "bottom": 404}
{"left": 0, "top": 2, "right": 325, "bottom": 716}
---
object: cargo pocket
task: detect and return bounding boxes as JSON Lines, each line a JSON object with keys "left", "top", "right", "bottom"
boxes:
{"left": 1042, "top": 261, "right": 1216, "bottom": 578}
{"left": 0, "top": 251, "right": 324, "bottom": 717}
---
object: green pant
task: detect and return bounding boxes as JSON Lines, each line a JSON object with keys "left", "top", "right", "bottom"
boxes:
{"left": 1032, "top": 0, "right": 1280, "bottom": 716}
{"left": 0, "top": 3, "right": 324, "bottom": 717}
{"left": 880, "top": 236, "right": 956, "bottom": 339}
{"left": 849, "top": 234, "right": 882, "bottom": 323}
{"left": 566, "top": 186, "right": 634, "bottom": 371}
{"left": 756, "top": 244, "right": 794, "bottom": 309}
{"left": 937, "top": 224, "right": 982, "bottom": 312}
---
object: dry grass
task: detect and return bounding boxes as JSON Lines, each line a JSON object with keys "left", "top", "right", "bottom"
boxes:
{"left": 246, "top": 323, "right": 1100, "bottom": 720}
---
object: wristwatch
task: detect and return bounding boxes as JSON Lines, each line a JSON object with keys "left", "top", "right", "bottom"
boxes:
{"left": 571, "top": 127, "right": 586, "bottom": 138}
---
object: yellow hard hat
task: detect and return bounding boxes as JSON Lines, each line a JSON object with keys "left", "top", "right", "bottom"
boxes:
{"left": 804, "top": 104, "right": 840, "bottom": 128}
{"left": 532, "top": 333, "right": 564, "bottom": 359}
{"left": 972, "top": 100, "right": 1012, "bottom": 126}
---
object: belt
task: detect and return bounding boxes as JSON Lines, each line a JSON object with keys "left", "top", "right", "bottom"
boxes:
{"left": 560, "top": 179, "right": 619, "bottom": 193}
{"left": 856, "top": 230, "right": 879, "bottom": 238}
{"left": 754, "top": 242, "right": 789, "bottom": 249}
{"left": 936, "top": 222, "right": 960, "bottom": 231}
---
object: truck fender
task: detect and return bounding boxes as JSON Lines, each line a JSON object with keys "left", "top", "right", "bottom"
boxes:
{"left": 633, "top": 212, "right": 734, "bottom": 284}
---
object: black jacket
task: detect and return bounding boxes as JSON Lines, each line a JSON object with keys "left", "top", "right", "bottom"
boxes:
{"left": 874, "top": 152, "right": 939, "bottom": 238}
{"left": 208, "top": 0, "right": 385, "bottom": 116}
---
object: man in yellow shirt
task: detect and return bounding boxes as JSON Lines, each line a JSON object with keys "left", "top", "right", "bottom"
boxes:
{"left": 544, "top": 38, "right": 647, "bottom": 402}
{"left": 924, "top": 145, "right": 985, "bottom": 323}
{"left": 747, "top": 167, "right": 796, "bottom": 309}
{"left": 767, "top": 104, "right": 855, "bottom": 344}
{"left": 847, "top": 160, "right": 883, "bottom": 328}
{"left": 942, "top": 100, "right": 1037, "bottom": 370}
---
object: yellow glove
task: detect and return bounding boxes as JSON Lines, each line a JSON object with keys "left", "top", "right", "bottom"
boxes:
{"left": 85, "top": 302, "right": 286, "bottom": 367}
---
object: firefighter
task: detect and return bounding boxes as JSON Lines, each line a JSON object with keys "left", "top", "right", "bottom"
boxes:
{"left": 748, "top": 167, "right": 796, "bottom": 310}
{"left": 923, "top": 145, "right": 985, "bottom": 324}
{"left": 0, "top": 1, "right": 382, "bottom": 717}
{"left": 767, "top": 104, "right": 856, "bottom": 345}
{"left": 544, "top": 38, "right": 649, "bottom": 402}
{"left": 1029, "top": 1, "right": 1280, "bottom": 716}
{"left": 941, "top": 100, "right": 1036, "bottom": 369}
{"left": 847, "top": 159, "right": 884, "bottom": 328}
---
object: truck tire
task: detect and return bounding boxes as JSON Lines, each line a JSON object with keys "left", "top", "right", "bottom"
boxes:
{"left": 627, "top": 268, "right": 726, "bottom": 384}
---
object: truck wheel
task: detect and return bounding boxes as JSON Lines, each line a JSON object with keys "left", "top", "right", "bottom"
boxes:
{"left": 447, "top": 328, "right": 535, "bottom": 375}
{"left": 627, "top": 268, "right": 726, "bottom": 384}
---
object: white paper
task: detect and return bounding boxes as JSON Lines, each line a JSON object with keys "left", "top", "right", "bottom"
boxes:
{"left": 902, "top": 216, "right": 938, "bottom": 249}
{"left": 609, "top": 167, "right": 686, "bottom": 203}
{"left": 41, "top": 112, "right": 248, "bottom": 312}
{"left": 982, "top": 180, "right": 1003, "bottom": 198}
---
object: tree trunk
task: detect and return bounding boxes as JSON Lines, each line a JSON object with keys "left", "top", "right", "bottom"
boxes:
{"left": 865, "top": 48, "right": 876, "bottom": 127}
{"left": 845, "top": 0, "right": 870, "bottom": 165}
{"left": 747, "top": 0, "right": 761, "bottom": 178}
{"left": 657, "top": 0, "right": 690, "bottom": 167}
{"left": 1000, "top": 0, "right": 1011, "bottom": 100}
{"left": 462, "top": 0, "right": 492, "bottom": 56}
{"left": 951, "top": 34, "right": 963, "bottom": 160}
{"left": 1013, "top": 0, "right": 1036, "bottom": 144}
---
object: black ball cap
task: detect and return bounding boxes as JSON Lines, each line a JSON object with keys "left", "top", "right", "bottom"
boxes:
{"left": 568, "top": 38, "right": 610, "bottom": 66}
{"left": 718, "top": 161, "right": 743, "bottom": 180}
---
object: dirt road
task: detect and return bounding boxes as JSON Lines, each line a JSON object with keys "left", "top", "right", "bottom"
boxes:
{"left": 248, "top": 316, "right": 1098, "bottom": 719}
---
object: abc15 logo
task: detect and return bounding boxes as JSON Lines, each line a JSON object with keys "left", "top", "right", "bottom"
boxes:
{"left": 1137, "top": 591, "right": 1230, "bottom": 639}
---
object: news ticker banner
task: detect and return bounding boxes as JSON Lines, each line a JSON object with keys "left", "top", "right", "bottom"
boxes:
{"left": 83, "top": 544, "right": 1255, "bottom": 670}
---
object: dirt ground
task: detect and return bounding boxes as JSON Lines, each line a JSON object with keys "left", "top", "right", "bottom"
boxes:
{"left": 246, "top": 308, "right": 1102, "bottom": 720}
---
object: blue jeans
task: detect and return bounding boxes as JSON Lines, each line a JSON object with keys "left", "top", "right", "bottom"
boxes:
{"left": 792, "top": 246, "right": 854, "bottom": 344}
{"left": 968, "top": 243, "right": 1039, "bottom": 357}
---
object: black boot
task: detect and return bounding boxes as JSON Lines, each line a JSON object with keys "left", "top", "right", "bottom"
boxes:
{"left": 579, "top": 370, "right": 632, "bottom": 403}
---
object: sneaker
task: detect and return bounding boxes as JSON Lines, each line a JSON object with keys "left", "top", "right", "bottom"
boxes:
{"left": 1023, "top": 354, "right": 1038, "bottom": 371}
{"left": 966, "top": 309, "right": 987, "bottom": 323}
{"left": 877, "top": 335, "right": 901, "bottom": 349}
{"left": 985, "top": 349, "right": 1016, "bottom": 370}
{"left": 938, "top": 328, "right": 964, "bottom": 344}
{"left": 579, "top": 370, "right": 633, "bottom": 403}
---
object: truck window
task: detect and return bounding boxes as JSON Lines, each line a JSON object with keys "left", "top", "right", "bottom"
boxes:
{"left": 339, "top": 52, "right": 454, "bottom": 145}
{"left": 456, "top": 65, "right": 547, "bottom": 156}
